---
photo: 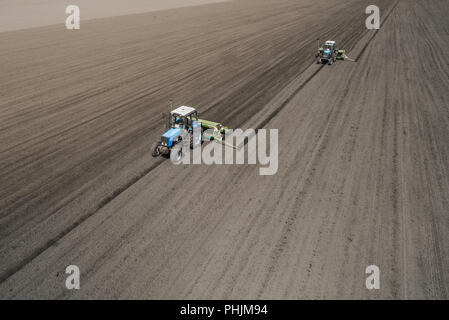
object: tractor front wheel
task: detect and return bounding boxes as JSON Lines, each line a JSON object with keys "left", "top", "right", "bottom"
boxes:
{"left": 151, "top": 141, "right": 161, "bottom": 157}
{"left": 170, "top": 144, "right": 183, "bottom": 164}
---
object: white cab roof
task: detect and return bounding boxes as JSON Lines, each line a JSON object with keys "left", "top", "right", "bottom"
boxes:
{"left": 325, "top": 41, "right": 336, "bottom": 45}
{"left": 171, "top": 106, "right": 196, "bottom": 116}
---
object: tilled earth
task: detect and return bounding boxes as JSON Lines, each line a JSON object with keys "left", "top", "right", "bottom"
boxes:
{"left": 0, "top": 0, "right": 448, "bottom": 299}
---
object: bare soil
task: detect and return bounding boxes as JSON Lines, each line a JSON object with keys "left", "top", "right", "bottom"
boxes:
{"left": 0, "top": 0, "right": 448, "bottom": 299}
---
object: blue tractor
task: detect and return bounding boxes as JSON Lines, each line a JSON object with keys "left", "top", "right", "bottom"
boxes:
{"left": 151, "top": 106, "right": 202, "bottom": 162}
{"left": 316, "top": 40, "right": 344, "bottom": 65}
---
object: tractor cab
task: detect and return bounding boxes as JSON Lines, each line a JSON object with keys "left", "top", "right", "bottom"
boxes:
{"left": 167, "top": 106, "right": 199, "bottom": 131}
{"left": 322, "top": 41, "right": 337, "bottom": 53}
{"left": 317, "top": 40, "right": 340, "bottom": 65}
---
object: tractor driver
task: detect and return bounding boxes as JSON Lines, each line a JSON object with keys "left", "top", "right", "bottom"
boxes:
{"left": 174, "top": 116, "right": 184, "bottom": 128}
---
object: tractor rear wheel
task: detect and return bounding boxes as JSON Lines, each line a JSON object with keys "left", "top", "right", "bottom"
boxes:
{"left": 191, "top": 131, "right": 201, "bottom": 149}
{"left": 151, "top": 141, "right": 161, "bottom": 157}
